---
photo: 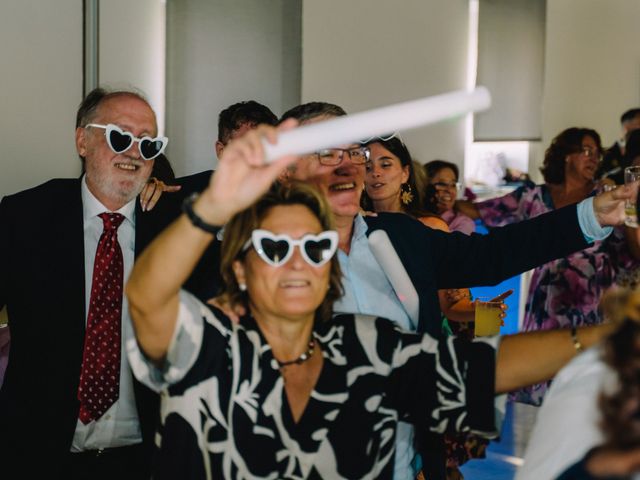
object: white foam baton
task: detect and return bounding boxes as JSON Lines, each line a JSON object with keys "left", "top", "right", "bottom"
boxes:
{"left": 263, "top": 86, "right": 491, "bottom": 162}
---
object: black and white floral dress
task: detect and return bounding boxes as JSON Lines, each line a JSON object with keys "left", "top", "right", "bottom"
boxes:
{"left": 127, "top": 291, "right": 505, "bottom": 480}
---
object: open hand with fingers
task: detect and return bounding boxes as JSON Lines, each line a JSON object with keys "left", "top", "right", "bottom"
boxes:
{"left": 193, "top": 119, "right": 300, "bottom": 227}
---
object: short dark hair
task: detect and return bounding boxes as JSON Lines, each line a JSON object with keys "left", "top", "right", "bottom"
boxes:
{"left": 540, "top": 127, "right": 602, "bottom": 184}
{"left": 423, "top": 159, "right": 460, "bottom": 181}
{"left": 624, "top": 129, "right": 640, "bottom": 164}
{"left": 280, "top": 102, "right": 347, "bottom": 124}
{"left": 75, "top": 87, "right": 152, "bottom": 165}
{"left": 217, "top": 101, "right": 277, "bottom": 144}
{"left": 621, "top": 109, "right": 640, "bottom": 125}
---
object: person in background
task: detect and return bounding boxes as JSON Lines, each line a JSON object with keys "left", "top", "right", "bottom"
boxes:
{"left": 455, "top": 127, "right": 630, "bottom": 406}
{"left": 0, "top": 87, "right": 174, "bottom": 479}
{"left": 125, "top": 121, "right": 619, "bottom": 480}
{"left": 597, "top": 108, "right": 640, "bottom": 185}
{"left": 138, "top": 100, "right": 280, "bottom": 300}
{"left": 362, "top": 135, "right": 478, "bottom": 323}
{"left": 140, "top": 99, "right": 279, "bottom": 211}
{"left": 215, "top": 99, "right": 278, "bottom": 158}
{"left": 363, "top": 136, "right": 499, "bottom": 479}
{"left": 518, "top": 284, "right": 640, "bottom": 480}
{"left": 423, "top": 160, "right": 476, "bottom": 235}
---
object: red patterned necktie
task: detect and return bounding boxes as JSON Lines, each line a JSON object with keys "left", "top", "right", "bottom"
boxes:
{"left": 78, "top": 212, "right": 125, "bottom": 424}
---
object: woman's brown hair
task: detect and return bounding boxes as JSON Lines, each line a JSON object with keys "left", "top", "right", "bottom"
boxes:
{"left": 598, "top": 289, "right": 640, "bottom": 449}
{"left": 219, "top": 182, "right": 343, "bottom": 323}
{"left": 540, "top": 127, "right": 602, "bottom": 184}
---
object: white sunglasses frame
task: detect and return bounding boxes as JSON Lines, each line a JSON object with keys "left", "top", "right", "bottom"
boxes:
{"left": 85, "top": 123, "right": 168, "bottom": 161}
{"left": 244, "top": 229, "right": 339, "bottom": 267}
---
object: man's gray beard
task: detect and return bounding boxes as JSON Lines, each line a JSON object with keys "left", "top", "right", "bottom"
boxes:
{"left": 85, "top": 169, "right": 148, "bottom": 207}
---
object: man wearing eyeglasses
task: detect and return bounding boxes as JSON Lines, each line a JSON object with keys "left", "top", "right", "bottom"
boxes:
{"left": 0, "top": 87, "right": 175, "bottom": 479}
{"left": 277, "top": 102, "right": 632, "bottom": 480}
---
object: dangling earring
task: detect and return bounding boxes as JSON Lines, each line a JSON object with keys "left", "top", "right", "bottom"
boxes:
{"left": 400, "top": 183, "right": 414, "bottom": 205}
{"left": 239, "top": 283, "right": 247, "bottom": 292}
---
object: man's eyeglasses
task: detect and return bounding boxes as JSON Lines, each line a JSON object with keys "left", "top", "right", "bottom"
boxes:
{"left": 432, "top": 181, "right": 462, "bottom": 190}
{"left": 85, "top": 123, "right": 168, "bottom": 161}
{"left": 578, "top": 146, "right": 602, "bottom": 160}
{"left": 243, "top": 229, "right": 338, "bottom": 268}
{"left": 314, "top": 147, "right": 371, "bottom": 166}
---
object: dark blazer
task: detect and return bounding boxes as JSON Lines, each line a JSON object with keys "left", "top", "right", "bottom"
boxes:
{"left": 0, "top": 177, "right": 207, "bottom": 476}
{"left": 596, "top": 142, "right": 625, "bottom": 184}
{"left": 364, "top": 204, "right": 589, "bottom": 338}
{"left": 143, "top": 169, "right": 219, "bottom": 300}
{"left": 364, "top": 206, "right": 589, "bottom": 479}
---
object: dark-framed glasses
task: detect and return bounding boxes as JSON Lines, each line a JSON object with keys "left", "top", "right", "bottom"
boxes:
{"left": 315, "top": 147, "right": 371, "bottom": 166}
{"left": 243, "top": 229, "right": 338, "bottom": 267}
{"left": 578, "top": 146, "right": 602, "bottom": 160}
{"left": 432, "top": 181, "right": 462, "bottom": 190}
{"left": 85, "top": 123, "right": 168, "bottom": 161}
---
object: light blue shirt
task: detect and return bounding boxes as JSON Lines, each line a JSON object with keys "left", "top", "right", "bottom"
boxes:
{"left": 577, "top": 196, "right": 612, "bottom": 242}
{"left": 334, "top": 215, "right": 417, "bottom": 480}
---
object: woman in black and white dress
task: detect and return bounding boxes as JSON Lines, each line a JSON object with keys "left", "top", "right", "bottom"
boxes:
{"left": 125, "top": 121, "right": 615, "bottom": 480}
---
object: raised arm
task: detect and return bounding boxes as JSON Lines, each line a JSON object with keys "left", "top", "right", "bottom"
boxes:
{"left": 455, "top": 199, "right": 480, "bottom": 220}
{"left": 126, "top": 121, "right": 298, "bottom": 363}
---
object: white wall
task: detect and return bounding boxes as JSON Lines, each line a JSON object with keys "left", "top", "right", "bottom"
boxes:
{"left": 0, "top": 0, "right": 83, "bottom": 198}
{"left": 538, "top": 0, "right": 640, "bottom": 180}
{"left": 165, "top": 0, "right": 302, "bottom": 176}
{"left": 302, "top": 0, "right": 470, "bottom": 166}
{"left": 100, "top": 0, "right": 166, "bottom": 133}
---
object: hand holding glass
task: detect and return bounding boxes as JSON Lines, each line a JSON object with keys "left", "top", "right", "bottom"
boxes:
{"left": 624, "top": 166, "right": 640, "bottom": 227}
{"left": 474, "top": 297, "right": 503, "bottom": 337}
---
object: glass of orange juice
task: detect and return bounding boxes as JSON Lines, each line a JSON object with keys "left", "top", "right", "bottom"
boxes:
{"left": 474, "top": 297, "right": 502, "bottom": 336}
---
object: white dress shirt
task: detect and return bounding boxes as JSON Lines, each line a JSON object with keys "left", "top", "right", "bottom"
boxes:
{"left": 71, "top": 176, "right": 142, "bottom": 451}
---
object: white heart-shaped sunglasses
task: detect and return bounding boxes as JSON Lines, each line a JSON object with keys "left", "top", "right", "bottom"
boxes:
{"left": 243, "top": 229, "right": 338, "bottom": 267}
{"left": 86, "top": 123, "right": 168, "bottom": 161}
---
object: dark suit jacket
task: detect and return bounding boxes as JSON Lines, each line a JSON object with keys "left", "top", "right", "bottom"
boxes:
{"left": 364, "top": 206, "right": 589, "bottom": 479}
{"left": 143, "top": 169, "right": 219, "bottom": 300}
{"left": 596, "top": 142, "right": 625, "bottom": 184}
{"left": 364, "top": 204, "right": 589, "bottom": 338}
{"left": 0, "top": 177, "right": 211, "bottom": 476}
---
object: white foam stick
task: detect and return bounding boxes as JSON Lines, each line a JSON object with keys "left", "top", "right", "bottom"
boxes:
{"left": 264, "top": 86, "right": 491, "bottom": 162}
{"left": 367, "top": 230, "right": 420, "bottom": 328}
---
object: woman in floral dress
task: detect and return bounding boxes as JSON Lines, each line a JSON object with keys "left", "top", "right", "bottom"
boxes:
{"left": 457, "top": 127, "right": 628, "bottom": 406}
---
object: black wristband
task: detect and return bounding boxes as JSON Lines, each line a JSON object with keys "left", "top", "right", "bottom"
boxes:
{"left": 181, "top": 193, "right": 223, "bottom": 235}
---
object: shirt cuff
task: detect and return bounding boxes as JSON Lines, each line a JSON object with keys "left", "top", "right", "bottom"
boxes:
{"left": 577, "top": 197, "right": 613, "bottom": 243}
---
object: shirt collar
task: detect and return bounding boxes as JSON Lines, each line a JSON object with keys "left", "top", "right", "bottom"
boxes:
{"left": 352, "top": 214, "right": 368, "bottom": 241}
{"left": 81, "top": 175, "right": 136, "bottom": 225}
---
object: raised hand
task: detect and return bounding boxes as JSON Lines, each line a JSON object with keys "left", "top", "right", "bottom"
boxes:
{"left": 194, "top": 120, "right": 299, "bottom": 226}
{"left": 593, "top": 181, "right": 638, "bottom": 227}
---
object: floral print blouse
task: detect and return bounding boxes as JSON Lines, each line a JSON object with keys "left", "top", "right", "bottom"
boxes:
{"left": 127, "top": 290, "right": 504, "bottom": 480}
{"left": 475, "top": 180, "right": 628, "bottom": 405}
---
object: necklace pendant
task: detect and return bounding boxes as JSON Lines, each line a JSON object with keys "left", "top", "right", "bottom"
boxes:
{"left": 274, "top": 338, "right": 316, "bottom": 369}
